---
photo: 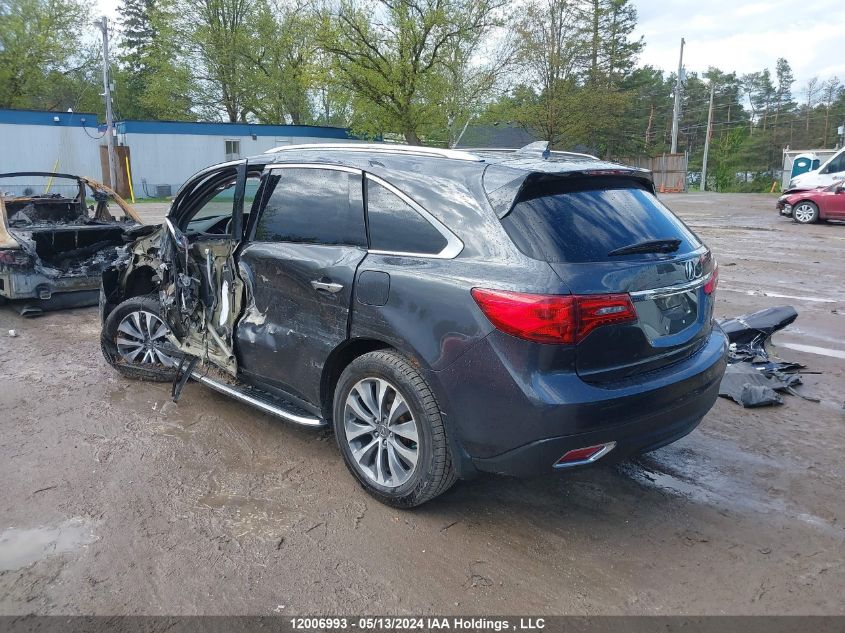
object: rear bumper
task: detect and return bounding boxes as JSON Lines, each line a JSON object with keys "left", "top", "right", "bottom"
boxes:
{"left": 471, "top": 394, "right": 709, "bottom": 477}
{"left": 0, "top": 269, "right": 100, "bottom": 300}
{"left": 426, "top": 325, "right": 727, "bottom": 478}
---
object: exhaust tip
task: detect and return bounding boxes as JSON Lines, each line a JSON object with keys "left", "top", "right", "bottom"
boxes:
{"left": 553, "top": 441, "right": 616, "bottom": 469}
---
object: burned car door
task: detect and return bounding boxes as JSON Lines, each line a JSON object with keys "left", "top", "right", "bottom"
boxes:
{"left": 159, "top": 161, "right": 258, "bottom": 374}
{"left": 234, "top": 165, "right": 367, "bottom": 405}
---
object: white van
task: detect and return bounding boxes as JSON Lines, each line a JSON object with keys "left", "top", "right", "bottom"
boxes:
{"left": 788, "top": 146, "right": 845, "bottom": 190}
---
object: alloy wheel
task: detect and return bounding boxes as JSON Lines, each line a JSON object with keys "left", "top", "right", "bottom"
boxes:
{"left": 344, "top": 377, "right": 419, "bottom": 488}
{"left": 794, "top": 203, "right": 816, "bottom": 223}
{"left": 115, "top": 310, "right": 177, "bottom": 367}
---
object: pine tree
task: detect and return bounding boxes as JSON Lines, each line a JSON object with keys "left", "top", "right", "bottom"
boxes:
{"left": 119, "top": 0, "right": 157, "bottom": 74}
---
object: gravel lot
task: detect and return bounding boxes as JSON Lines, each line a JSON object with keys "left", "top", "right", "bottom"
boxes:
{"left": 0, "top": 192, "right": 843, "bottom": 615}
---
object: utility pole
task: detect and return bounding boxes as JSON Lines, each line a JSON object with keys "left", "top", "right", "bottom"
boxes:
{"left": 98, "top": 16, "right": 119, "bottom": 191}
{"left": 700, "top": 81, "right": 715, "bottom": 191}
{"left": 670, "top": 37, "right": 685, "bottom": 154}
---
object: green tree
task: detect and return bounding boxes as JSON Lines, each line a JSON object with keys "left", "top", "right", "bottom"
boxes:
{"left": 114, "top": 0, "right": 161, "bottom": 119}
{"left": 0, "top": 0, "right": 97, "bottom": 110}
{"left": 580, "top": 0, "right": 642, "bottom": 88}
{"left": 711, "top": 127, "right": 745, "bottom": 191}
{"left": 319, "top": 0, "right": 506, "bottom": 144}
{"left": 135, "top": 0, "right": 195, "bottom": 120}
{"left": 820, "top": 77, "right": 842, "bottom": 147}
{"left": 511, "top": 0, "right": 585, "bottom": 147}
{"left": 165, "top": 0, "right": 261, "bottom": 122}
{"left": 241, "top": 0, "right": 316, "bottom": 124}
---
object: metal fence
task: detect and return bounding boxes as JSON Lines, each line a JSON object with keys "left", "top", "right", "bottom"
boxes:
{"left": 614, "top": 153, "right": 688, "bottom": 192}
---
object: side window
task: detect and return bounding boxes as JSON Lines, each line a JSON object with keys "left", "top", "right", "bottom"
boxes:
{"left": 184, "top": 176, "right": 237, "bottom": 228}
{"left": 822, "top": 153, "right": 845, "bottom": 174}
{"left": 366, "top": 178, "right": 448, "bottom": 255}
{"left": 254, "top": 168, "right": 366, "bottom": 247}
{"left": 225, "top": 139, "right": 241, "bottom": 161}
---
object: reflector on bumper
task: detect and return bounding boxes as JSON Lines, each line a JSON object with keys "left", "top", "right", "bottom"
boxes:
{"left": 553, "top": 441, "right": 616, "bottom": 469}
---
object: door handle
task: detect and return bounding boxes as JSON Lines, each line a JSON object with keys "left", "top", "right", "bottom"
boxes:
{"left": 311, "top": 280, "right": 344, "bottom": 293}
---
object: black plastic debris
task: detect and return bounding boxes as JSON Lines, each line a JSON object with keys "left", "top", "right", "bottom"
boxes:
{"left": 719, "top": 363, "right": 783, "bottom": 407}
{"left": 720, "top": 306, "right": 797, "bottom": 361}
{"left": 717, "top": 305, "right": 817, "bottom": 407}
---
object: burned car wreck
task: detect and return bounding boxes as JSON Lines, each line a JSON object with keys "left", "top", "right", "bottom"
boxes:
{"left": 0, "top": 172, "right": 142, "bottom": 315}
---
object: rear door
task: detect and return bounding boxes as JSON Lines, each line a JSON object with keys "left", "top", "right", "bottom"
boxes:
{"left": 499, "top": 175, "right": 716, "bottom": 383}
{"left": 235, "top": 164, "right": 367, "bottom": 405}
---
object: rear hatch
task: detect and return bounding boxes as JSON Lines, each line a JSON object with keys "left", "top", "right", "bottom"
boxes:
{"left": 497, "top": 174, "right": 716, "bottom": 383}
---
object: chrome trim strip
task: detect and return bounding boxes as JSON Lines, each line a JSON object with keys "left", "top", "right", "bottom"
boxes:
{"left": 192, "top": 372, "right": 325, "bottom": 427}
{"left": 553, "top": 441, "right": 617, "bottom": 470}
{"left": 265, "top": 162, "right": 362, "bottom": 174}
{"left": 629, "top": 273, "right": 711, "bottom": 301}
{"left": 364, "top": 173, "right": 464, "bottom": 259}
{"left": 264, "top": 142, "right": 483, "bottom": 162}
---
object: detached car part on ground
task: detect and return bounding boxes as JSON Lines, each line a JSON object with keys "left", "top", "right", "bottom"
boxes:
{"left": 99, "top": 142, "right": 727, "bottom": 508}
{"left": 0, "top": 172, "right": 142, "bottom": 315}
{"left": 776, "top": 180, "right": 845, "bottom": 224}
{"left": 718, "top": 305, "right": 818, "bottom": 407}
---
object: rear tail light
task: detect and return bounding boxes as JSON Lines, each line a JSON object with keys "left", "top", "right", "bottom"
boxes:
{"left": 471, "top": 288, "right": 637, "bottom": 345}
{"left": 703, "top": 264, "right": 719, "bottom": 295}
{"left": 0, "top": 249, "right": 30, "bottom": 267}
{"left": 554, "top": 441, "right": 617, "bottom": 468}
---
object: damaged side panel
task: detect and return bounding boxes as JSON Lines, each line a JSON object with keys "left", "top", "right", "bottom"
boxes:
{"left": 105, "top": 225, "right": 243, "bottom": 376}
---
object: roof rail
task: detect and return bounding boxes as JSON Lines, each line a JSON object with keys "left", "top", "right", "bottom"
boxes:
{"left": 263, "top": 142, "right": 483, "bottom": 162}
{"left": 466, "top": 146, "right": 600, "bottom": 160}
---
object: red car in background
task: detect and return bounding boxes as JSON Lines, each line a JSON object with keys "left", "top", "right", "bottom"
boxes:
{"left": 777, "top": 180, "right": 845, "bottom": 224}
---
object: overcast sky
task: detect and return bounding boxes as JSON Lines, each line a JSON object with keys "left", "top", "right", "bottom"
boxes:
{"left": 635, "top": 0, "right": 842, "bottom": 89}
{"left": 94, "top": 0, "right": 843, "bottom": 91}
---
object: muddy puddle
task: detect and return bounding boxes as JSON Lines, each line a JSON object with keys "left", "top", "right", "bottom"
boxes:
{"left": 0, "top": 518, "right": 97, "bottom": 571}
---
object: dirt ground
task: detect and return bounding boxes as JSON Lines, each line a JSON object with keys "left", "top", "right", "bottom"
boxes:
{"left": 0, "top": 192, "right": 843, "bottom": 616}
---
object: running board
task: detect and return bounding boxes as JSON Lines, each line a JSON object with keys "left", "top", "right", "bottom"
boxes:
{"left": 191, "top": 372, "right": 325, "bottom": 427}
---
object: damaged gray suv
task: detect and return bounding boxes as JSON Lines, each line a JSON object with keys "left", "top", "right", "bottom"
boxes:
{"left": 100, "top": 143, "right": 727, "bottom": 507}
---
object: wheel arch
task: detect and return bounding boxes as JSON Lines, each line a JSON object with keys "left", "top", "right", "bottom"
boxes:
{"left": 793, "top": 199, "right": 820, "bottom": 219}
{"left": 319, "top": 337, "right": 476, "bottom": 480}
{"left": 319, "top": 337, "right": 395, "bottom": 420}
{"left": 124, "top": 265, "right": 158, "bottom": 298}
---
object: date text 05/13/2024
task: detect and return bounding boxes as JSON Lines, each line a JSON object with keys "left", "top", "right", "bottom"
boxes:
{"left": 289, "top": 617, "right": 547, "bottom": 631}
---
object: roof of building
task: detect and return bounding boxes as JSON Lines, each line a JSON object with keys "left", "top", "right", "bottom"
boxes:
{"left": 0, "top": 108, "right": 99, "bottom": 128}
{"left": 115, "top": 119, "right": 354, "bottom": 138}
{"left": 0, "top": 109, "right": 356, "bottom": 139}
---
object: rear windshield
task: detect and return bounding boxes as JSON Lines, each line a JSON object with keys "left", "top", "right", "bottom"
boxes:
{"left": 501, "top": 177, "right": 701, "bottom": 263}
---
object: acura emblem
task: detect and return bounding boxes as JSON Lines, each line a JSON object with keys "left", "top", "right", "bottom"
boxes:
{"left": 684, "top": 259, "right": 698, "bottom": 281}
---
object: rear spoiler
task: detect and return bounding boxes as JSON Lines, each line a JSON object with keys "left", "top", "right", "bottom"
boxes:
{"left": 483, "top": 166, "right": 655, "bottom": 218}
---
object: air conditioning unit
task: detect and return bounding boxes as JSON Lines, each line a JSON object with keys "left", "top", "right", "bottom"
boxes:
{"left": 155, "top": 184, "right": 172, "bottom": 198}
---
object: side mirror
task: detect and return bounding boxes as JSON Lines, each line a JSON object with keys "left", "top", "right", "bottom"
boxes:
{"left": 836, "top": 186, "right": 845, "bottom": 194}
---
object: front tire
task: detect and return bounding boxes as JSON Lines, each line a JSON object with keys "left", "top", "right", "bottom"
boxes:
{"left": 793, "top": 201, "right": 819, "bottom": 224}
{"left": 101, "top": 295, "right": 180, "bottom": 382}
{"left": 333, "top": 350, "right": 456, "bottom": 508}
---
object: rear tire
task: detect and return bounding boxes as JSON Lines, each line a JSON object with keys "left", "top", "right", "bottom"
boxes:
{"left": 793, "top": 201, "right": 819, "bottom": 224}
{"left": 101, "top": 295, "right": 180, "bottom": 382}
{"left": 333, "top": 350, "right": 456, "bottom": 508}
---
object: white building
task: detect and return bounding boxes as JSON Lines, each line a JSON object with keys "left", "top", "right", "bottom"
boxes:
{"left": 114, "top": 119, "right": 357, "bottom": 198}
{"left": 0, "top": 109, "right": 357, "bottom": 198}
{"left": 0, "top": 109, "right": 103, "bottom": 196}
